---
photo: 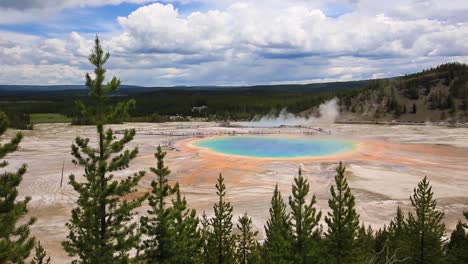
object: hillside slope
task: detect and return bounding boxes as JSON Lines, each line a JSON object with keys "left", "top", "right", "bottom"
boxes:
{"left": 337, "top": 63, "right": 468, "bottom": 123}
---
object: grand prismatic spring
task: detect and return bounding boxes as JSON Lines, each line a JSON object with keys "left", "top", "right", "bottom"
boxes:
{"left": 194, "top": 136, "right": 355, "bottom": 158}
{"left": 5, "top": 122, "right": 468, "bottom": 262}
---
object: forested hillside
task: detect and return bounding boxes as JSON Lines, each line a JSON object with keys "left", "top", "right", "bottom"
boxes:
{"left": 1, "top": 63, "right": 468, "bottom": 128}
{"left": 338, "top": 63, "right": 468, "bottom": 123}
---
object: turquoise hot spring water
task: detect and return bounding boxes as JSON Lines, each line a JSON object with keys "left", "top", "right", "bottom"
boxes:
{"left": 194, "top": 136, "right": 355, "bottom": 158}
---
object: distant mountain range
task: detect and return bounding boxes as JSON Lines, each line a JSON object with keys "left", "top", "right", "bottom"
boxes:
{"left": 0, "top": 81, "right": 367, "bottom": 96}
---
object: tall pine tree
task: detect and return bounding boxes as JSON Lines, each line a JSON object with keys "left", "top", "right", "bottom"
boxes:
{"left": 140, "top": 146, "right": 177, "bottom": 263}
{"left": 62, "top": 36, "right": 146, "bottom": 263}
{"left": 324, "top": 162, "right": 360, "bottom": 264}
{"left": 288, "top": 168, "right": 322, "bottom": 263}
{"left": 0, "top": 112, "right": 36, "bottom": 263}
{"left": 236, "top": 213, "right": 259, "bottom": 264}
{"left": 262, "top": 184, "right": 294, "bottom": 264}
{"left": 406, "top": 176, "right": 445, "bottom": 264}
{"left": 205, "top": 174, "right": 236, "bottom": 264}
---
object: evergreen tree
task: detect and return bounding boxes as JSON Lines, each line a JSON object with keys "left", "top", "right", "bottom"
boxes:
{"left": 0, "top": 112, "right": 36, "bottom": 263}
{"left": 262, "top": 184, "right": 294, "bottom": 264}
{"left": 236, "top": 213, "right": 260, "bottom": 264}
{"left": 62, "top": 36, "right": 146, "bottom": 264}
{"left": 31, "top": 241, "right": 51, "bottom": 264}
{"left": 140, "top": 146, "right": 177, "bottom": 263}
{"left": 447, "top": 95, "right": 456, "bottom": 113}
{"left": 444, "top": 218, "right": 468, "bottom": 263}
{"left": 406, "top": 176, "right": 445, "bottom": 264}
{"left": 441, "top": 111, "right": 446, "bottom": 120}
{"left": 288, "top": 168, "right": 322, "bottom": 263}
{"left": 412, "top": 103, "right": 417, "bottom": 114}
{"left": 169, "top": 183, "right": 203, "bottom": 264}
{"left": 462, "top": 96, "right": 468, "bottom": 112}
{"left": 371, "top": 216, "right": 412, "bottom": 264}
{"left": 372, "top": 226, "right": 389, "bottom": 263}
{"left": 464, "top": 211, "right": 468, "bottom": 227}
{"left": 353, "top": 224, "right": 375, "bottom": 263}
{"left": 324, "top": 162, "right": 360, "bottom": 264}
{"left": 205, "top": 174, "right": 236, "bottom": 264}
{"left": 200, "top": 212, "right": 211, "bottom": 264}
{"left": 387, "top": 206, "right": 409, "bottom": 259}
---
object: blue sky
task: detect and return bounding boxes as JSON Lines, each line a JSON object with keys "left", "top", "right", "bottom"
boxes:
{"left": 0, "top": 0, "right": 467, "bottom": 86}
{"left": 0, "top": 2, "right": 203, "bottom": 36}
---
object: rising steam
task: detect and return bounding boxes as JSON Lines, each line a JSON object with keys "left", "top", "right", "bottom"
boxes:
{"left": 247, "top": 98, "right": 339, "bottom": 127}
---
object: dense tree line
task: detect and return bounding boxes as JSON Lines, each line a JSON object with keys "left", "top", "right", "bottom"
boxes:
{"left": 1, "top": 37, "right": 467, "bottom": 264}
{"left": 0, "top": 89, "right": 335, "bottom": 126}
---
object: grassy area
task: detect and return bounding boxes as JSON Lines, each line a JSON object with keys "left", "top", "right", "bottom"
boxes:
{"left": 31, "top": 113, "right": 71, "bottom": 124}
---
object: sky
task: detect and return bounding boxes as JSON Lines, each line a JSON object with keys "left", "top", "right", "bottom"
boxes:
{"left": 0, "top": 0, "right": 468, "bottom": 86}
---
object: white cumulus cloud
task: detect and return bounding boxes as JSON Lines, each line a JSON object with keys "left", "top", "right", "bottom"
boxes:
{"left": 1, "top": 1, "right": 468, "bottom": 85}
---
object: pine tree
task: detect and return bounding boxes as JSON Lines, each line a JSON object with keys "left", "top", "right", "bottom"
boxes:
{"left": 324, "top": 162, "right": 360, "bottom": 264}
{"left": 464, "top": 211, "right": 468, "bottom": 227}
{"left": 462, "top": 95, "right": 468, "bottom": 112}
{"left": 444, "top": 218, "right": 468, "bottom": 263}
{"left": 140, "top": 146, "right": 177, "bottom": 263}
{"left": 169, "top": 183, "right": 203, "bottom": 263}
{"left": 372, "top": 226, "right": 389, "bottom": 263}
{"left": 353, "top": 224, "right": 375, "bottom": 263}
{"left": 412, "top": 103, "right": 417, "bottom": 114}
{"left": 200, "top": 212, "right": 211, "bottom": 264}
{"left": 406, "top": 176, "right": 445, "bottom": 264}
{"left": 262, "top": 184, "right": 294, "bottom": 264}
{"left": 31, "top": 241, "right": 51, "bottom": 264}
{"left": 387, "top": 206, "right": 409, "bottom": 259}
{"left": 0, "top": 112, "right": 36, "bottom": 263}
{"left": 236, "top": 213, "right": 260, "bottom": 264}
{"left": 205, "top": 174, "right": 236, "bottom": 264}
{"left": 288, "top": 168, "right": 322, "bottom": 263}
{"left": 447, "top": 94, "right": 456, "bottom": 114}
{"left": 62, "top": 36, "right": 146, "bottom": 264}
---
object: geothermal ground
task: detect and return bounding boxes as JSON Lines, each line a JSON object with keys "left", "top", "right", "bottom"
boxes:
{"left": 4, "top": 122, "right": 468, "bottom": 262}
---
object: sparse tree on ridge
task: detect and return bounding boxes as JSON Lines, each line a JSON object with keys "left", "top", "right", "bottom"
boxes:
{"left": 62, "top": 36, "right": 146, "bottom": 263}
{"left": 324, "top": 162, "right": 360, "bottom": 264}
{"left": 205, "top": 174, "right": 236, "bottom": 264}
{"left": 0, "top": 112, "right": 36, "bottom": 263}
{"left": 262, "top": 184, "right": 295, "bottom": 264}
{"left": 405, "top": 176, "right": 445, "bottom": 264}
{"left": 288, "top": 168, "right": 322, "bottom": 263}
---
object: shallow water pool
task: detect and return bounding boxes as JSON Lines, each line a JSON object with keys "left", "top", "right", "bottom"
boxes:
{"left": 194, "top": 136, "right": 355, "bottom": 158}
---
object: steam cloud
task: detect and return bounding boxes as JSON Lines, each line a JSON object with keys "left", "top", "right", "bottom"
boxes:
{"left": 247, "top": 98, "right": 339, "bottom": 127}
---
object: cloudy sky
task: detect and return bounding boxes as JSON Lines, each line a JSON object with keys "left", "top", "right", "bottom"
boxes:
{"left": 1, "top": 0, "right": 468, "bottom": 86}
